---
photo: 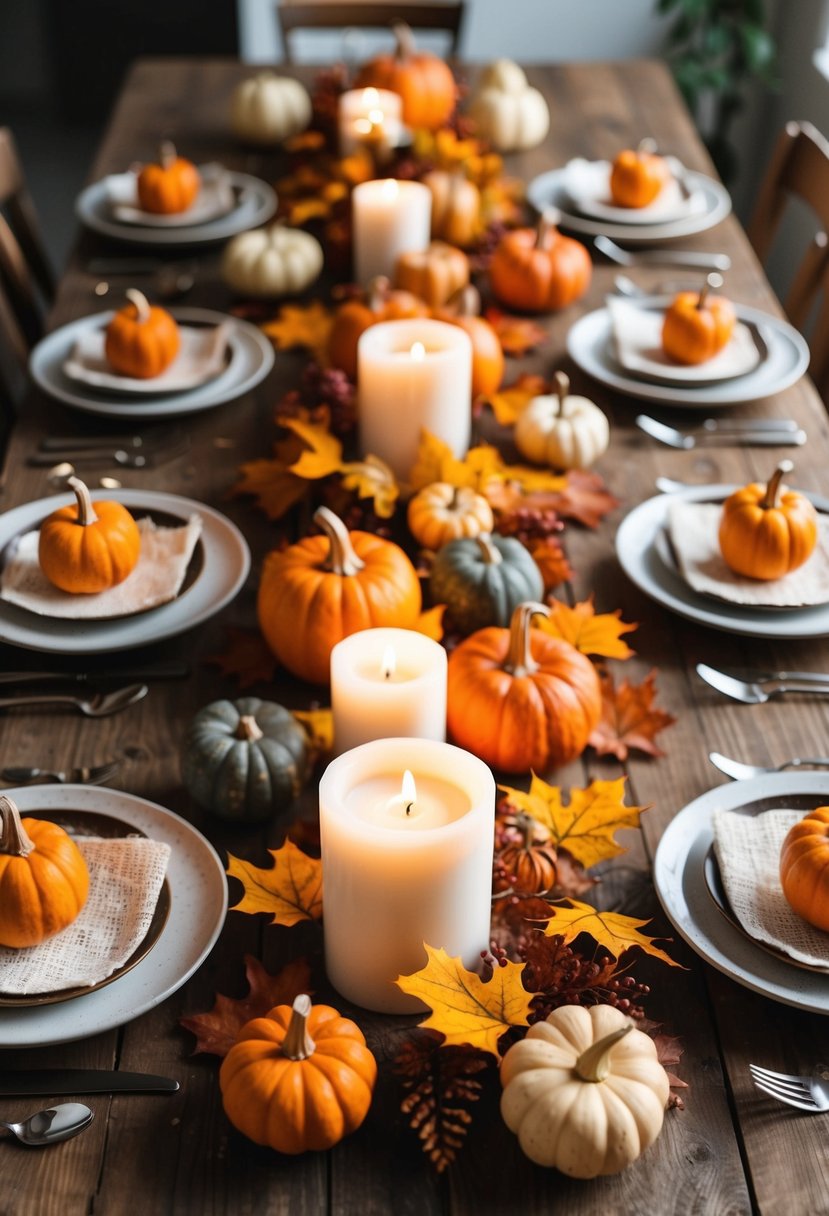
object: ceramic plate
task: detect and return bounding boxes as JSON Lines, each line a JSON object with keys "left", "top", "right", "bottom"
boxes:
{"left": 616, "top": 485, "right": 829, "bottom": 639}
{"left": 0, "top": 490, "right": 249, "bottom": 653}
{"left": 30, "top": 309, "right": 274, "bottom": 419}
{"left": 62, "top": 323, "right": 233, "bottom": 395}
{"left": 0, "top": 785, "right": 227, "bottom": 1047}
{"left": 653, "top": 774, "right": 829, "bottom": 1014}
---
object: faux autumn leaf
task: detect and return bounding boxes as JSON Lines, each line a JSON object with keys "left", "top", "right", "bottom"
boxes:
{"left": 414, "top": 604, "right": 446, "bottom": 642}
{"left": 529, "top": 536, "right": 573, "bottom": 592}
{"left": 550, "top": 469, "right": 620, "bottom": 529}
{"left": 283, "top": 416, "right": 344, "bottom": 480}
{"left": 484, "top": 309, "right": 548, "bottom": 356}
{"left": 205, "top": 626, "right": 279, "bottom": 689}
{"left": 180, "top": 956, "right": 312, "bottom": 1057}
{"left": 340, "top": 454, "right": 400, "bottom": 518}
{"left": 653, "top": 1032, "right": 689, "bottom": 1102}
{"left": 540, "top": 596, "right": 637, "bottom": 660}
{"left": 409, "top": 429, "right": 479, "bottom": 492}
{"left": 227, "top": 838, "right": 323, "bottom": 926}
{"left": 499, "top": 775, "right": 644, "bottom": 868}
{"left": 542, "top": 900, "right": 683, "bottom": 968}
{"left": 292, "top": 707, "right": 334, "bottom": 759}
{"left": 396, "top": 944, "right": 533, "bottom": 1057}
{"left": 395, "top": 1035, "right": 490, "bottom": 1174}
{"left": 589, "top": 669, "right": 677, "bottom": 761}
{"left": 486, "top": 373, "right": 547, "bottom": 427}
{"left": 261, "top": 301, "right": 333, "bottom": 361}
{"left": 232, "top": 455, "right": 308, "bottom": 520}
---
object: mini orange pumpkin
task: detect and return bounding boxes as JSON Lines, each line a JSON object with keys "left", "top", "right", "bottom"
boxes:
{"left": 424, "top": 169, "right": 481, "bottom": 248}
{"left": 447, "top": 601, "right": 602, "bottom": 773}
{"left": 220, "top": 994, "right": 377, "bottom": 1154}
{"left": 0, "top": 795, "right": 89, "bottom": 948}
{"left": 327, "top": 276, "right": 429, "bottom": 381}
{"left": 780, "top": 806, "right": 829, "bottom": 932}
{"left": 499, "top": 811, "right": 558, "bottom": 895}
{"left": 433, "top": 285, "right": 504, "bottom": 398}
{"left": 105, "top": 288, "right": 181, "bottom": 379}
{"left": 719, "top": 460, "right": 818, "bottom": 581}
{"left": 395, "top": 241, "right": 470, "bottom": 308}
{"left": 354, "top": 22, "right": 457, "bottom": 130}
{"left": 38, "top": 476, "right": 141, "bottom": 594}
{"left": 407, "top": 481, "right": 494, "bottom": 550}
{"left": 489, "top": 210, "right": 592, "bottom": 313}
{"left": 609, "top": 140, "right": 671, "bottom": 208}
{"left": 661, "top": 273, "right": 736, "bottom": 365}
{"left": 137, "top": 140, "right": 200, "bottom": 214}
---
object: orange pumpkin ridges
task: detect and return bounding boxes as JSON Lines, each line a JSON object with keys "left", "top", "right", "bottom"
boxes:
{"left": 327, "top": 277, "right": 429, "bottom": 381}
{"left": 780, "top": 805, "right": 829, "bottom": 932}
{"left": 105, "top": 288, "right": 181, "bottom": 379}
{"left": 718, "top": 460, "right": 818, "bottom": 581}
{"left": 353, "top": 22, "right": 457, "bottom": 131}
{"left": 38, "top": 476, "right": 142, "bottom": 594}
{"left": 500, "top": 811, "right": 558, "bottom": 894}
{"left": 0, "top": 795, "right": 89, "bottom": 948}
{"left": 661, "top": 273, "right": 736, "bottom": 365}
{"left": 609, "top": 139, "right": 670, "bottom": 209}
{"left": 434, "top": 285, "right": 504, "bottom": 398}
{"left": 489, "top": 210, "right": 592, "bottom": 314}
{"left": 395, "top": 241, "right": 470, "bottom": 309}
{"left": 137, "top": 139, "right": 200, "bottom": 214}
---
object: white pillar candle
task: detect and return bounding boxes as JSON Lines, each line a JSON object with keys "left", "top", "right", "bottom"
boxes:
{"left": 352, "top": 179, "right": 431, "bottom": 286}
{"left": 331, "top": 627, "right": 447, "bottom": 753}
{"left": 357, "top": 318, "right": 472, "bottom": 481}
{"left": 319, "top": 738, "right": 495, "bottom": 1013}
{"left": 338, "top": 87, "right": 403, "bottom": 157}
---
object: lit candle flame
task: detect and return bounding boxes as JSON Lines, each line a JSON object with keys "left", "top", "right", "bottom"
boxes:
{"left": 368, "top": 108, "right": 384, "bottom": 125}
{"left": 410, "top": 341, "right": 426, "bottom": 363}
{"left": 362, "top": 87, "right": 380, "bottom": 106}
{"left": 401, "top": 769, "right": 417, "bottom": 815}
{"left": 381, "top": 178, "right": 399, "bottom": 200}
{"left": 381, "top": 645, "right": 397, "bottom": 680}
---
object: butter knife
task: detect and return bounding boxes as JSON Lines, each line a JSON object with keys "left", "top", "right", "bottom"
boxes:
{"left": 0, "top": 1070, "right": 180, "bottom": 1096}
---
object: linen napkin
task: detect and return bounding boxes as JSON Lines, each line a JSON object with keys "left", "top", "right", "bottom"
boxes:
{"left": 106, "top": 165, "right": 235, "bottom": 227}
{"left": 0, "top": 513, "right": 202, "bottom": 619}
{"left": 712, "top": 808, "right": 829, "bottom": 968}
{"left": 607, "top": 297, "right": 760, "bottom": 383}
{"left": 561, "top": 156, "right": 707, "bottom": 224}
{"left": 0, "top": 835, "right": 171, "bottom": 995}
{"left": 666, "top": 500, "right": 829, "bottom": 607}
{"left": 64, "top": 322, "right": 232, "bottom": 394}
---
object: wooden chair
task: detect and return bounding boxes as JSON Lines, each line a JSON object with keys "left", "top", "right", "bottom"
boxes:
{"left": 277, "top": 3, "right": 465, "bottom": 63}
{"left": 0, "top": 127, "right": 55, "bottom": 349}
{"left": 747, "top": 120, "right": 829, "bottom": 398}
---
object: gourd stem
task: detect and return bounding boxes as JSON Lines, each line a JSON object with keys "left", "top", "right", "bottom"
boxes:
{"left": 126, "top": 288, "right": 152, "bottom": 325}
{"left": 515, "top": 810, "right": 536, "bottom": 849}
{"left": 503, "top": 600, "right": 550, "bottom": 678}
{"left": 536, "top": 208, "right": 561, "bottom": 249}
{"left": 392, "top": 21, "right": 414, "bottom": 61}
{"left": 696, "top": 271, "right": 722, "bottom": 312}
{"left": 552, "top": 370, "right": 570, "bottom": 416}
{"left": 0, "top": 796, "right": 35, "bottom": 858}
{"left": 67, "top": 476, "right": 99, "bottom": 528}
{"left": 637, "top": 137, "right": 657, "bottom": 156}
{"left": 367, "top": 275, "right": 390, "bottom": 313}
{"left": 575, "top": 1025, "right": 633, "bottom": 1082}
{"left": 448, "top": 284, "right": 481, "bottom": 318}
{"left": 761, "top": 460, "right": 794, "bottom": 510}
{"left": 159, "top": 139, "right": 177, "bottom": 169}
{"left": 282, "top": 994, "right": 316, "bottom": 1060}
{"left": 475, "top": 534, "right": 502, "bottom": 565}
{"left": 314, "top": 506, "right": 366, "bottom": 576}
{"left": 236, "top": 714, "right": 264, "bottom": 743}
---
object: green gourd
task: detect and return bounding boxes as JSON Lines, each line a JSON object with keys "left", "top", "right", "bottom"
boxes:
{"left": 182, "top": 697, "right": 309, "bottom": 822}
{"left": 429, "top": 533, "right": 544, "bottom": 635}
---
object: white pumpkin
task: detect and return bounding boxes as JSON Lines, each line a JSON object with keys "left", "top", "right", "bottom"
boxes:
{"left": 230, "top": 72, "right": 312, "bottom": 146}
{"left": 470, "top": 59, "right": 550, "bottom": 152}
{"left": 221, "top": 224, "right": 323, "bottom": 297}
{"left": 500, "top": 1004, "right": 670, "bottom": 1178}
{"left": 515, "top": 371, "right": 609, "bottom": 470}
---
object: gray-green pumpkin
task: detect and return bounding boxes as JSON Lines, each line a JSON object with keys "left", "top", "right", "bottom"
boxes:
{"left": 429, "top": 533, "right": 544, "bottom": 635}
{"left": 181, "top": 697, "right": 309, "bottom": 822}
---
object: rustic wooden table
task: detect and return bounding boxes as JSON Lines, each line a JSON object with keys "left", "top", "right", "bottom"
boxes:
{"left": 1, "top": 57, "right": 828, "bottom": 1216}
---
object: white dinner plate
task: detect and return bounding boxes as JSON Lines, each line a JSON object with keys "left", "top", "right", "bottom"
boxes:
{"left": 616, "top": 485, "right": 829, "bottom": 639}
{"left": 30, "top": 309, "right": 274, "bottom": 419}
{"left": 654, "top": 774, "right": 829, "bottom": 1015}
{"left": 76, "top": 170, "right": 276, "bottom": 246}
{"left": 527, "top": 166, "right": 731, "bottom": 242}
{"left": 0, "top": 785, "right": 228, "bottom": 1047}
{"left": 567, "top": 299, "right": 809, "bottom": 408}
{"left": 0, "top": 489, "right": 249, "bottom": 653}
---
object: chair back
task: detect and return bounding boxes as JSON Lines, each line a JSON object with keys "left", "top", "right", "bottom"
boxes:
{"left": 278, "top": 2, "right": 464, "bottom": 63}
{"left": 0, "top": 128, "right": 55, "bottom": 347}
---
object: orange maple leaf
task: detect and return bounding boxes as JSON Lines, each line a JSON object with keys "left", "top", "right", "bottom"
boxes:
{"left": 232, "top": 454, "right": 309, "bottom": 520}
{"left": 589, "top": 669, "right": 677, "bottom": 761}
{"left": 179, "top": 956, "right": 312, "bottom": 1057}
{"left": 484, "top": 309, "right": 548, "bottom": 356}
{"left": 282, "top": 417, "right": 344, "bottom": 480}
{"left": 227, "top": 839, "right": 323, "bottom": 926}
{"left": 542, "top": 900, "right": 683, "bottom": 967}
{"left": 550, "top": 469, "right": 620, "bottom": 529}
{"left": 204, "top": 627, "right": 279, "bottom": 688}
{"left": 413, "top": 604, "right": 446, "bottom": 642}
{"left": 529, "top": 536, "right": 573, "bottom": 591}
{"left": 485, "top": 373, "right": 548, "bottom": 427}
{"left": 261, "top": 301, "right": 333, "bottom": 360}
{"left": 540, "top": 596, "right": 637, "bottom": 660}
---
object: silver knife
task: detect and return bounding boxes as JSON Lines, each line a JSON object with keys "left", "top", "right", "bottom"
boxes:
{"left": 0, "top": 661, "right": 190, "bottom": 686}
{"left": 0, "top": 1070, "right": 179, "bottom": 1095}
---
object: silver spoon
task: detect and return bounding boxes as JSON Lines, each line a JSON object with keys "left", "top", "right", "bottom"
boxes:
{"left": 1, "top": 1102, "right": 94, "bottom": 1146}
{"left": 596, "top": 234, "right": 731, "bottom": 272}
{"left": 0, "top": 684, "right": 149, "bottom": 718}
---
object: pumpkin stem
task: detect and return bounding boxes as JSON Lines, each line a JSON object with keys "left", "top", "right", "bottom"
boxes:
{"left": 515, "top": 810, "right": 537, "bottom": 848}
{"left": 67, "top": 476, "right": 99, "bottom": 528}
{"left": 282, "top": 994, "right": 316, "bottom": 1060}
{"left": 367, "top": 275, "right": 391, "bottom": 313}
{"left": 314, "top": 506, "right": 366, "bottom": 576}
{"left": 236, "top": 714, "right": 264, "bottom": 743}
{"left": 575, "top": 1024, "right": 633, "bottom": 1082}
{"left": 696, "top": 271, "right": 722, "bottom": 312}
{"left": 125, "top": 288, "right": 152, "bottom": 324}
{"left": 392, "top": 21, "right": 414, "bottom": 61}
{"left": 552, "top": 370, "right": 570, "bottom": 416}
{"left": 761, "top": 460, "right": 794, "bottom": 510}
{"left": 475, "top": 533, "right": 502, "bottom": 566}
{"left": 637, "top": 137, "right": 657, "bottom": 156}
{"left": 0, "top": 796, "right": 36, "bottom": 858}
{"left": 159, "top": 139, "right": 177, "bottom": 169}
{"left": 536, "top": 208, "right": 561, "bottom": 249}
{"left": 448, "top": 284, "right": 481, "bottom": 318}
{"left": 504, "top": 600, "right": 551, "bottom": 677}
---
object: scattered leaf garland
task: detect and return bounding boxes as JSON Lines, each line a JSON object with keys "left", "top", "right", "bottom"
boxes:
{"left": 589, "top": 669, "right": 677, "bottom": 760}
{"left": 180, "top": 956, "right": 312, "bottom": 1057}
{"left": 226, "top": 839, "right": 323, "bottom": 926}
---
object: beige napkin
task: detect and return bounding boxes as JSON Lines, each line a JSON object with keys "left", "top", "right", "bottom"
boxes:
{"left": 667, "top": 501, "right": 829, "bottom": 607}
{"left": 712, "top": 808, "right": 829, "bottom": 968}
{"left": 607, "top": 297, "right": 760, "bottom": 383}
{"left": 0, "top": 513, "right": 202, "bottom": 619}
{"left": 64, "top": 323, "right": 231, "bottom": 394}
{"left": 562, "top": 156, "right": 707, "bottom": 223}
{"left": 106, "top": 166, "right": 235, "bottom": 227}
{"left": 0, "top": 836, "right": 171, "bottom": 994}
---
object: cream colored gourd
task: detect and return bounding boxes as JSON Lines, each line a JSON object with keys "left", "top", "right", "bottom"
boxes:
{"left": 407, "top": 482, "right": 494, "bottom": 550}
{"left": 500, "top": 1004, "right": 669, "bottom": 1178}
{"left": 221, "top": 224, "right": 323, "bottom": 297}
{"left": 470, "top": 59, "right": 550, "bottom": 152}
{"left": 515, "top": 371, "right": 609, "bottom": 470}
{"left": 230, "top": 72, "right": 312, "bottom": 146}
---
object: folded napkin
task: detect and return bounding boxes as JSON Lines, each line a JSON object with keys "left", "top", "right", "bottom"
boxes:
{"left": 105, "top": 165, "right": 235, "bottom": 227}
{"left": 562, "top": 157, "right": 707, "bottom": 224}
{"left": 712, "top": 808, "right": 829, "bottom": 968}
{"left": 0, "top": 513, "right": 202, "bottom": 619}
{"left": 0, "top": 835, "right": 171, "bottom": 995}
{"left": 607, "top": 297, "right": 760, "bottom": 383}
{"left": 667, "top": 500, "right": 829, "bottom": 607}
{"left": 64, "top": 323, "right": 231, "bottom": 394}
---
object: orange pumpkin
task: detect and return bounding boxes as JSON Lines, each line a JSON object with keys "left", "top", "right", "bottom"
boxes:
{"left": 780, "top": 806, "right": 829, "bottom": 932}
{"left": 489, "top": 211, "right": 592, "bottom": 313}
{"left": 220, "top": 994, "right": 377, "bottom": 1154}
{"left": 434, "top": 285, "right": 504, "bottom": 398}
{"left": 0, "top": 795, "right": 89, "bottom": 948}
{"left": 719, "top": 460, "right": 818, "bottom": 580}
{"left": 105, "top": 288, "right": 181, "bottom": 379}
{"left": 661, "top": 274, "right": 736, "bottom": 365}
{"left": 137, "top": 140, "right": 200, "bottom": 214}
{"left": 354, "top": 22, "right": 457, "bottom": 130}
{"left": 407, "top": 481, "right": 494, "bottom": 550}
{"left": 257, "top": 506, "right": 422, "bottom": 685}
{"left": 500, "top": 811, "right": 558, "bottom": 895}
{"left": 424, "top": 169, "right": 481, "bottom": 248}
{"left": 395, "top": 241, "right": 470, "bottom": 308}
{"left": 328, "top": 276, "right": 429, "bottom": 381}
{"left": 447, "top": 601, "right": 602, "bottom": 773}
{"left": 609, "top": 140, "right": 671, "bottom": 208}
{"left": 38, "top": 476, "right": 141, "bottom": 594}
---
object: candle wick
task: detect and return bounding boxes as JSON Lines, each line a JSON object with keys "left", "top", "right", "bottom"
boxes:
{"left": 405, "top": 802, "right": 414, "bottom": 816}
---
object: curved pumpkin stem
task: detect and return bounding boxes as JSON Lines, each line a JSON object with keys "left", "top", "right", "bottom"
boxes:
{"left": 0, "top": 796, "right": 35, "bottom": 858}
{"left": 552, "top": 370, "right": 570, "bottom": 416}
{"left": 637, "top": 137, "right": 657, "bottom": 156}
{"left": 762, "top": 460, "right": 794, "bottom": 510}
{"left": 575, "top": 1024, "right": 633, "bottom": 1082}
{"left": 696, "top": 271, "right": 722, "bottom": 312}
{"left": 236, "top": 714, "right": 264, "bottom": 743}
{"left": 504, "top": 600, "right": 550, "bottom": 677}
{"left": 282, "top": 994, "right": 316, "bottom": 1060}
{"left": 159, "top": 139, "right": 177, "bottom": 169}
{"left": 475, "top": 534, "right": 502, "bottom": 566}
{"left": 314, "top": 506, "right": 366, "bottom": 576}
{"left": 447, "top": 284, "right": 482, "bottom": 318}
{"left": 125, "top": 288, "right": 152, "bottom": 324}
{"left": 392, "top": 21, "right": 415, "bottom": 61}
{"left": 536, "top": 208, "right": 561, "bottom": 249}
{"left": 67, "top": 476, "right": 99, "bottom": 528}
{"left": 367, "top": 275, "right": 391, "bottom": 313}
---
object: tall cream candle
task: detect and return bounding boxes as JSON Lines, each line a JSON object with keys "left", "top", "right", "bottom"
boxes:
{"left": 352, "top": 179, "right": 431, "bottom": 285}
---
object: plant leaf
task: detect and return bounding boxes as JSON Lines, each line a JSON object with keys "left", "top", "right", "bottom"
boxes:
{"left": 414, "top": 604, "right": 446, "bottom": 641}
{"left": 179, "top": 956, "right": 312, "bottom": 1057}
{"left": 227, "top": 839, "right": 323, "bottom": 926}
{"left": 232, "top": 455, "right": 309, "bottom": 520}
{"left": 394, "top": 1035, "right": 490, "bottom": 1173}
{"left": 292, "top": 707, "right": 334, "bottom": 760}
{"left": 542, "top": 900, "right": 683, "bottom": 967}
{"left": 548, "top": 468, "right": 620, "bottom": 528}
{"left": 499, "top": 775, "right": 645, "bottom": 868}
{"left": 261, "top": 301, "right": 333, "bottom": 360}
{"left": 485, "top": 373, "right": 547, "bottom": 427}
{"left": 339, "top": 454, "right": 400, "bottom": 518}
{"left": 282, "top": 417, "right": 344, "bottom": 480}
{"left": 589, "top": 669, "right": 677, "bottom": 760}
{"left": 484, "top": 309, "right": 549, "bottom": 356}
{"left": 529, "top": 536, "right": 573, "bottom": 592}
{"left": 204, "top": 626, "right": 279, "bottom": 689}
{"left": 539, "top": 596, "right": 637, "bottom": 659}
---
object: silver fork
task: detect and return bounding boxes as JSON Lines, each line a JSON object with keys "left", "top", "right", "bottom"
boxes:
{"left": 749, "top": 1064, "right": 829, "bottom": 1112}
{"left": 0, "top": 760, "right": 120, "bottom": 785}
{"left": 697, "top": 662, "right": 829, "bottom": 704}
{"left": 0, "top": 685, "right": 147, "bottom": 718}
{"left": 636, "top": 415, "right": 806, "bottom": 450}
{"left": 595, "top": 234, "right": 731, "bottom": 272}
{"left": 709, "top": 752, "right": 829, "bottom": 780}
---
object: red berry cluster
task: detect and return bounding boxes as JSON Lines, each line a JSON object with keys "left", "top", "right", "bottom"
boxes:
{"left": 496, "top": 505, "right": 563, "bottom": 545}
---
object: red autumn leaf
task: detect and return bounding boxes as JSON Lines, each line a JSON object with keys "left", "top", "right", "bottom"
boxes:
{"left": 653, "top": 1032, "right": 689, "bottom": 1108}
{"left": 589, "top": 670, "right": 677, "bottom": 761}
{"left": 180, "top": 955, "right": 312, "bottom": 1057}
{"left": 551, "top": 469, "right": 620, "bottom": 529}
{"left": 484, "top": 309, "right": 549, "bottom": 356}
{"left": 204, "top": 627, "right": 279, "bottom": 689}
{"left": 529, "top": 536, "right": 573, "bottom": 591}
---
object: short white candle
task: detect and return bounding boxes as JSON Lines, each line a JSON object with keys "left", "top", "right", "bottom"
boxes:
{"left": 352, "top": 178, "right": 431, "bottom": 286}
{"left": 331, "top": 627, "right": 447, "bottom": 753}
{"left": 357, "top": 318, "right": 472, "bottom": 481}
{"left": 319, "top": 738, "right": 495, "bottom": 1013}
{"left": 338, "top": 87, "right": 403, "bottom": 157}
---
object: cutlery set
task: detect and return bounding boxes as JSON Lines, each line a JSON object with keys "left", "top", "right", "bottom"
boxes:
{"left": 29, "top": 427, "right": 189, "bottom": 472}
{"left": 636, "top": 414, "right": 805, "bottom": 449}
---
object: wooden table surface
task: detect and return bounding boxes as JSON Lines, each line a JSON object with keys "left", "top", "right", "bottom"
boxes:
{"left": 1, "top": 57, "right": 828, "bottom": 1216}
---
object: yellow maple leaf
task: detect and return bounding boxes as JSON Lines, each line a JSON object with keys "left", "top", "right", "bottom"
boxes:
{"left": 261, "top": 301, "right": 333, "bottom": 360}
{"left": 499, "top": 775, "right": 644, "bottom": 868}
{"left": 232, "top": 457, "right": 309, "bottom": 520}
{"left": 340, "top": 454, "right": 400, "bottom": 518}
{"left": 539, "top": 597, "right": 637, "bottom": 660}
{"left": 541, "top": 900, "right": 683, "bottom": 968}
{"left": 227, "top": 839, "right": 323, "bottom": 926}
{"left": 292, "top": 708, "right": 334, "bottom": 759}
{"left": 288, "top": 197, "right": 334, "bottom": 225}
{"left": 413, "top": 604, "right": 446, "bottom": 642}
{"left": 497, "top": 462, "right": 568, "bottom": 496}
{"left": 486, "top": 374, "right": 547, "bottom": 426}
{"left": 396, "top": 945, "right": 533, "bottom": 1057}
{"left": 281, "top": 417, "right": 343, "bottom": 480}
{"left": 409, "top": 430, "right": 477, "bottom": 492}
